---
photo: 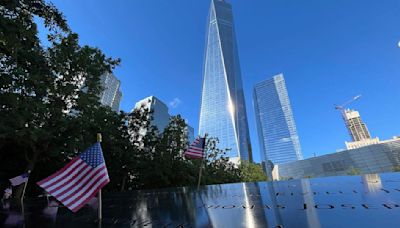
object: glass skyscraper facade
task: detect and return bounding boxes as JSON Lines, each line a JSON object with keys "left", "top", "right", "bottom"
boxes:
{"left": 134, "top": 96, "right": 195, "bottom": 143}
{"left": 277, "top": 138, "right": 400, "bottom": 180}
{"left": 253, "top": 74, "right": 303, "bottom": 168}
{"left": 134, "top": 96, "right": 170, "bottom": 134}
{"left": 199, "top": 0, "right": 252, "bottom": 162}
{"left": 100, "top": 72, "right": 122, "bottom": 112}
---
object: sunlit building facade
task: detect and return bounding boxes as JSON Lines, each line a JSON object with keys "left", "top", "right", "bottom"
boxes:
{"left": 344, "top": 109, "right": 371, "bottom": 142}
{"left": 277, "top": 137, "right": 400, "bottom": 180}
{"left": 134, "top": 96, "right": 195, "bottom": 143}
{"left": 100, "top": 72, "right": 122, "bottom": 112}
{"left": 198, "top": 0, "right": 252, "bottom": 163}
{"left": 253, "top": 74, "right": 303, "bottom": 169}
{"left": 134, "top": 96, "right": 170, "bottom": 134}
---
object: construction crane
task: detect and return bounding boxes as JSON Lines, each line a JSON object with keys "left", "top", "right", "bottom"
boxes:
{"left": 335, "top": 95, "right": 361, "bottom": 111}
{"left": 335, "top": 95, "right": 362, "bottom": 141}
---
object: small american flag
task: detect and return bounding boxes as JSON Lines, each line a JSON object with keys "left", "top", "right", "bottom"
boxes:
{"left": 9, "top": 173, "right": 29, "bottom": 186}
{"left": 184, "top": 136, "right": 206, "bottom": 159}
{"left": 37, "top": 143, "right": 109, "bottom": 212}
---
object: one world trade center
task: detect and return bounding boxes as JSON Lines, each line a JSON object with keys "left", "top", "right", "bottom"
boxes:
{"left": 199, "top": 0, "right": 252, "bottom": 163}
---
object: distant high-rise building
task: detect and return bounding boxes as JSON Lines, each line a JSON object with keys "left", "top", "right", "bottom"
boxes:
{"left": 134, "top": 96, "right": 195, "bottom": 143}
{"left": 343, "top": 109, "right": 371, "bottom": 142}
{"left": 100, "top": 72, "right": 122, "bottom": 112}
{"left": 342, "top": 109, "right": 380, "bottom": 150}
{"left": 112, "top": 90, "right": 122, "bottom": 112}
{"left": 253, "top": 74, "right": 303, "bottom": 169}
{"left": 198, "top": 0, "right": 252, "bottom": 163}
{"left": 187, "top": 125, "right": 195, "bottom": 145}
{"left": 134, "top": 96, "right": 171, "bottom": 134}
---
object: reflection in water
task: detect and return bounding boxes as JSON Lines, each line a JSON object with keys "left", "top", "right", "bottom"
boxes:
{"left": 242, "top": 183, "right": 265, "bottom": 228}
{"left": 128, "top": 187, "right": 211, "bottom": 227}
{"left": 300, "top": 179, "right": 321, "bottom": 228}
{"left": 4, "top": 212, "right": 24, "bottom": 227}
{"left": 202, "top": 183, "right": 269, "bottom": 228}
{"left": 2, "top": 173, "right": 400, "bottom": 227}
{"left": 265, "top": 181, "right": 284, "bottom": 227}
{"left": 42, "top": 200, "right": 59, "bottom": 225}
{"left": 362, "top": 174, "right": 382, "bottom": 193}
{"left": 265, "top": 179, "right": 321, "bottom": 228}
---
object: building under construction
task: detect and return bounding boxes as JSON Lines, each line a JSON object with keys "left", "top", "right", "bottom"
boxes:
{"left": 343, "top": 109, "right": 371, "bottom": 141}
{"left": 335, "top": 95, "right": 380, "bottom": 149}
{"left": 272, "top": 95, "right": 400, "bottom": 180}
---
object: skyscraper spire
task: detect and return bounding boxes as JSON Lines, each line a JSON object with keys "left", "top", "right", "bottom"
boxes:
{"left": 198, "top": 0, "right": 252, "bottom": 163}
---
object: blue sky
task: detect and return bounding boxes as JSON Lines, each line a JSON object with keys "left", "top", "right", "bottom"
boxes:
{"left": 46, "top": 0, "right": 400, "bottom": 163}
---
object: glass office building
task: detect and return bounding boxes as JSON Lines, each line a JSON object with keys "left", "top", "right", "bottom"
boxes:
{"left": 134, "top": 96, "right": 195, "bottom": 143}
{"left": 277, "top": 137, "right": 400, "bottom": 180}
{"left": 100, "top": 72, "right": 122, "bottom": 112}
{"left": 253, "top": 74, "right": 303, "bottom": 168}
{"left": 134, "top": 96, "right": 170, "bottom": 134}
{"left": 199, "top": 0, "right": 252, "bottom": 162}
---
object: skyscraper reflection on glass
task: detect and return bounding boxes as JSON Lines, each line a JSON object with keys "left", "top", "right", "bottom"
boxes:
{"left": 199, "top": 0, "right": 252, "bottom": 163}
{"left": 253, "top": 74, "right": 303, "bottom": 168}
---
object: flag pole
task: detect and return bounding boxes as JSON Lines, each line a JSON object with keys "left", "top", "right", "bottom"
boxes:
{"left": 197, "top": 134, "right": 207, "bottom": 190}
{"left": 21, "top": 170, "right": 31, "bottom": 201}
{"left": 21, "top": 170, "right": 30, "bottom": 226}
{"left": 197, "top": 160, "right": 203, "bottom": 190}
{"left": 97, "top": 133, "right": 103, "bottom": 221}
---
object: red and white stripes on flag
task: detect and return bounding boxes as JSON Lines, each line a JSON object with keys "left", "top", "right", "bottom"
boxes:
{"left": 184, "top": 136, "right": 206, "bottom": 159}
{"left": 37, "top": 143, "right": 109, "bottom": 212}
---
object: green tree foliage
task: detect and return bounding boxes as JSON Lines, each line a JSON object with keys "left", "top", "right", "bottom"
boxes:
{"left": 392, "top": 166, "right": 400, "bottom": 172}
{"left": 1, "top": 0, "right": 71, "bottom": 178}
{"left": 238, "top": 161, "right": 268, "bottom": 182}
{"left": 0, "top": 0, "right": 266, "bottom": 195}
{"left": 128, "top": 115, "right": 242, "bottom": 189}
{"left": 347, "top": 167, "right": 361, "bottom": 176}
{"left": 201, "top": 137, "right": 241, "bottom": 185}
{"left": 123, "top": 105, "right": 160, "bottom": 190}
{"left": 0, "top": 0, "right": 122, "bottom": 195}
{"left": 134, "top": 115, "right": 190, "bottom": 189}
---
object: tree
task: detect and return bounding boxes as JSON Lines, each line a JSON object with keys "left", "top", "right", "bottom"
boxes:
{"left": 135, "top": 115, "right": 193, "bottom": 189}
{"left": 0, "top": 0, "right": 260, "bottom": 195}
{"left": 347, "top": 167, "right": 361, "bottom": 176}
{"left": 239, "top": 161, "right": 268, "bottom": 182}
{"left": 1, "top": 0, "right": 69, "bottom": 176}
{"left": 0, "top": 0, "right": 121, "bottom": 195}
{"left": 393, "top": 166, "right": 400, "bottom": 172}
{"left": 201, "top": 137, "right": 241, "bottom": 185}
{"left": 126, "top": 106, "right": 160, "bottom": 190}
{"left": 1, "top": 0, "right": 73, "bottom": 194}
{"left": 125, "top": 113, "right": 244, "bottom": 189}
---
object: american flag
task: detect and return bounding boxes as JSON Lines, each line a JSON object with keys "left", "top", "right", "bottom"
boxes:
{"left": 9, "top": 173, "right": 29, "bottom": 186}
{"left": 37, "top": 143, "right": 109, "bottom": 212}
{"left": 184, "top": 136, "right": 206, "bottom": 159}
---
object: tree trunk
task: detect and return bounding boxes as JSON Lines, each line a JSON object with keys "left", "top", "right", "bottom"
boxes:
{"left": 120, "top": 174, "right": 127, "bottom": 192}
{"left": 16, "top": 142, "right": 45, "bottom": 199}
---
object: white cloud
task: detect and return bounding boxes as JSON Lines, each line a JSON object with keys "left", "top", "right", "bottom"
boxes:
{"left": 169, "top": 98, "right": 181, "bottom": 108}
